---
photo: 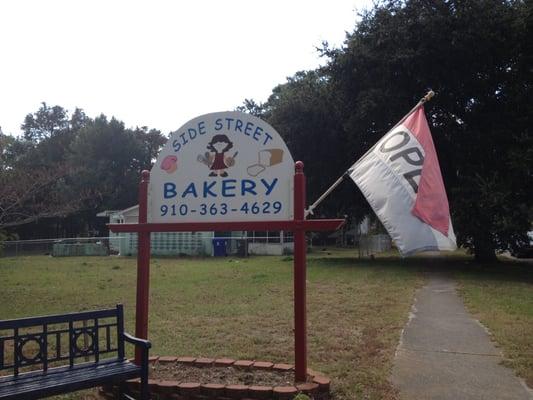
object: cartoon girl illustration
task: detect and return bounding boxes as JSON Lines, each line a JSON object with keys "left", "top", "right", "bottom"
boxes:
{"left": 198, "top": 134, "right": 237, "bottom": 177}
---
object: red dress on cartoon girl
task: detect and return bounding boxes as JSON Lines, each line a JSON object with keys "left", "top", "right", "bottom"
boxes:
{"left": 211, "top": 152, "right": 226, "bottom": 171}
{"left": 204, "top": 134, "right": 236, "bottom": 177}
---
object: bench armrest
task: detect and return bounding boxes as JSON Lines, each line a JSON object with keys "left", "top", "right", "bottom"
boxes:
{"left": 123, "top": 332, "right": 152, "bottom": 349}
{"left": 122, "top": 332, "right": 151, "bottom": 400}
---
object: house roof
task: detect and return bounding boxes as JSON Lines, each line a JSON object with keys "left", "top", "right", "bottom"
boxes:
{"left": 96, "top": 205, "right": 138, "bottom": 218}
{"left": 120, "top": 205, "right": 139, "bottom": 216}
{"left": 96, "top": 210, "right": 121, "bottom": 217}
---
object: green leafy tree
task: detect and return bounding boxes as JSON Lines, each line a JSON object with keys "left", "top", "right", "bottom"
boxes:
{"left": 21, "top": 102, "right": 69, "bottom": 142}
{"left": 17, "top": 104, "right": 91, "bottom": 168}
{"left": 69, "top": 116, "right": 165, "bottom": 211}
{"left": 1, "top": 129, "right": 84, "bottom": 231}
{"left": 2, "top": 103, "right": 165, "bottom": 239}
{"left": 0, "top": 132, "right": 18, "bottom": 169}
{"left": 244, "top": 71, "right": 368, "bottom": 221}
{"left": 0, "top": 165, "right": 81, "bottom": 229}
{"left": 323, "top": 0, "right": 532, "bottom": 261}
{"left": 250, "top": 0, "right": 532, "bottom": 261}
{"left": 132, "top": 126, "right": 167, "bottom": 170}
{"left": 236, "top": 99, "right": 266, "bottom": 117}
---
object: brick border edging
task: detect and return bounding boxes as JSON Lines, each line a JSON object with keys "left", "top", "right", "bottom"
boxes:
{"left": 99, "top": 356, "right": 331, "bottom": 400}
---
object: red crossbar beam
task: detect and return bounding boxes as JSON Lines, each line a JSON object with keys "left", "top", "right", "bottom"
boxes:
{"left": 108, "top": 219, "right": 344, "bottom": 233}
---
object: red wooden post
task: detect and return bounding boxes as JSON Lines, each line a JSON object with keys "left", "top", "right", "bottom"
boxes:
{"left": 293, "top": 161, "right": 307, "bottom": 382}
{"left": 107, "top": 163, "right": 345, "bottom": 375}
{"left": 135, "top": 170, "right": 151, "bottom": 364}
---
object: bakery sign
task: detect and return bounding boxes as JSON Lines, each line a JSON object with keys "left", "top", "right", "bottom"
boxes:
{"left": 149, "top": 111, "right": 295, "bottom": 222}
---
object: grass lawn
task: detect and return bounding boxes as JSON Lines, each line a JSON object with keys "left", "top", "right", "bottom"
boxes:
{"left": 0, "top": 250, "right": 423, "bottom": 400}
{"left": 1, "top": 251, "right": 531, "bottom": 399}
{"left": 454, "top": 261, "right": 533, "bottom": 388}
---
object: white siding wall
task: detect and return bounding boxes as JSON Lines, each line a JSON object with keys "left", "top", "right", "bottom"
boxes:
{"left": 248, "top": 242, "right": 294, "bottom": 256}
{"left": 118, "top": 232, "right": 214, "bottom": 256}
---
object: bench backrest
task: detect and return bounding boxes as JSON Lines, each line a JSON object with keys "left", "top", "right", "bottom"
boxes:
{"left": 0, "top": 305, "right": 125, "bottom": 376}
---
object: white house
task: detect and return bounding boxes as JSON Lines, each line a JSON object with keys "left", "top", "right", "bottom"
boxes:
{"left": 98, "top": 205, "right": 293, "bottom": 256}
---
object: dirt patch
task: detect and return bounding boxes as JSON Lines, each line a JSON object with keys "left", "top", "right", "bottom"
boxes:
{"left": 151, "top": 363, "right": 307, "bottom": 386}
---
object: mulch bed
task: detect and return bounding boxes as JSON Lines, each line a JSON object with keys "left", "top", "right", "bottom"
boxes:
{"left": 99, "top": 357, "right": 331, "bottom": 399}
{"left": 151, "top": 363, "right": 309, "bottom": 386}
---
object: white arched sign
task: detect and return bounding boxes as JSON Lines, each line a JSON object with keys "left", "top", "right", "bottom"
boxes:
{"left": 149, "top": 111, "right": 294, "bottom": 223}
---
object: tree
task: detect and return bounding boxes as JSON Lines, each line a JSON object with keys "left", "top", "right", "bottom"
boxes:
{"left": 248, "top": 0, "right": 532, "bottom": 261}
{"left": 17, "top": 104, "right": 91, "bottom": 168}
{"left": 0, "top": 166, "right": 82, "bottom": 229}
{"left": 69, "top": 116, "right": 165, "bottom": 211}
{"left": 323, "top": 0, "right": 532, "bottom": 261}
{"left": 254, "top": 71, "right": 369, "bottom": 220}
{"left": 0, "top": 103, "right": 96, "bottom": 232}
{"left": 132, "top": 126, "right": 167, "bottom": 171}
{"left": 1, "top": 132, "right": 93, "bottom": 232}
{"left": 21, "top": 102, "right": 69, "bottom": 142}
{"left": 2, "top": 103, "right": 165, "bottom": 239}
{"left": 236, "top": 99, "right": 266, "bottom": 117}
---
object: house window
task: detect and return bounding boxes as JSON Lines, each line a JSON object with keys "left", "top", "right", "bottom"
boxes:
{"left": 247, "top": 231, "right": 292, "bottom": 243}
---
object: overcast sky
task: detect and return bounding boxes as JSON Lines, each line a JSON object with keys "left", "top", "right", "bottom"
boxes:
{"left": 0, "top": 0, "right": 372, "bottom": 136}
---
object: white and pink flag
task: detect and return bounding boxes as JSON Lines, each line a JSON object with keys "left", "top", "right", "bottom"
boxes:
{"left": 349, "top": 106, "right": 456, "bottom": 255}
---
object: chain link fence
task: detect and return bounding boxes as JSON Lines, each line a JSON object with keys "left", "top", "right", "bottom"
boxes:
{"left": 358, "top": 234, "right": 392, "bottom": 258}
{"left": 1, "top": 237, "right": 119, "bottom": 257}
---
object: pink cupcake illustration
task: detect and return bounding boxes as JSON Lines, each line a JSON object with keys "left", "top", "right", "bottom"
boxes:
{"left": 161, "top": 155, "right": 178, "bottom": 173}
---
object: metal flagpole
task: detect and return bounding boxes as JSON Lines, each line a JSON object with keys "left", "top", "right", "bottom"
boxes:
{"left": 305, "top": 90, "right": 435, "bottom": 217}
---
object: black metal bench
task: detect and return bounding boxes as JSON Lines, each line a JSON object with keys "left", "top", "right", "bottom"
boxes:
{"left": 0, "top": 305, "right": 150, "bottom": 400}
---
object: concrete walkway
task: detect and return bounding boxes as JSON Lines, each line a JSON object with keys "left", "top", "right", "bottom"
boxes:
{"left": 391, "top": 276, "right": 533, "bottom": 400}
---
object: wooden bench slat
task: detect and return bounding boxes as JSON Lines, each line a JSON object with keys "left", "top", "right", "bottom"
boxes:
{"left": 0, "top": 361, "right": 139, "bottom": 399}
{"left": 0, "top": 362, "right": 138, "bottom": 393}
{"left": 0, "top": 358, "right": 127, "bottom": 386}
{"left": 1, "top": 360, "right": 138, "bottom": 384}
